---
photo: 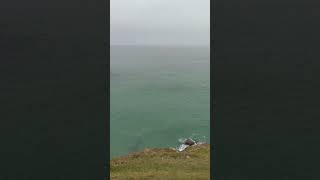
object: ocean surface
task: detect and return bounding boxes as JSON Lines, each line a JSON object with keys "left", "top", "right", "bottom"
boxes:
{"left": 110, "top": 45, "right": 210, "bottom": 158}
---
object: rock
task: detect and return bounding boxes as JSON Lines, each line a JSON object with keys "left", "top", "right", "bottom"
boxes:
{"left": 184, "top": 138, "right": 195, "bottom": 146}
{"left": 176, "top": 144, "right": 189, "bottom": 152}
{"left": 176, "top": 138, "right": 197, "bottom": 152}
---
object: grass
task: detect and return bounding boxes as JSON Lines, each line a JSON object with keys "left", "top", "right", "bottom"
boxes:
{"left": 110, "top": 144, "right": 210, "bottom": 180}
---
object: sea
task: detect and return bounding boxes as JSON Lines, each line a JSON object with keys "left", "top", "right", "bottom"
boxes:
{"left": 110, "top": 45, "right": 210, "bottom": 158}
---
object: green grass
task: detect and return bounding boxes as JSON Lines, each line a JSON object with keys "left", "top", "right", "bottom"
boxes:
{"left": 110, "top": 144, "right": 210, "bottom": 180}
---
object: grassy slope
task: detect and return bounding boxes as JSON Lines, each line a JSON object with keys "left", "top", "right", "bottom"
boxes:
{"left": 110, "top": 144, "right": 210, "bottom": 180}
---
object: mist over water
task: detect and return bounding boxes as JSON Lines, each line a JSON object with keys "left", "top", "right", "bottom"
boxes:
{"left": 110, "top": 45, "right": 209, "bottom": 158}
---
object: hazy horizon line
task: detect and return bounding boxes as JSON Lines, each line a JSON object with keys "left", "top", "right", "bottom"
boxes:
{"left": 110, "top": 44, "right": 210, "bottom": 47}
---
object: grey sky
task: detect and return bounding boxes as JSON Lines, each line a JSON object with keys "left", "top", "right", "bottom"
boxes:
{"left": 111, "top": 0, "right": 210, "bottom": 46}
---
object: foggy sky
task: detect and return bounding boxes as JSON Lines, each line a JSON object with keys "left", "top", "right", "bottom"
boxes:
{"left": 111, "top": 0, "right": 210, "bottom": 46}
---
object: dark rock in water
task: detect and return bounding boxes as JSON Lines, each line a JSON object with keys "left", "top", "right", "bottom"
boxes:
{"left": 184, "top": 138, "right": 195, "bottom": 146}
{"left": 176, "top": 138, "right": 197, "bottom": 152}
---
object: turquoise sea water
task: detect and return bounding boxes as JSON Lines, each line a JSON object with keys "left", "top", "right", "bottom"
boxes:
{"left": 110, "top": 45, "right": 210, "bottom": 158}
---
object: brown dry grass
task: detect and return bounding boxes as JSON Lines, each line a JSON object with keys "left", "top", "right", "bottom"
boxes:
{"left": 110, "top": 144, "right": 210, "bottom": 180}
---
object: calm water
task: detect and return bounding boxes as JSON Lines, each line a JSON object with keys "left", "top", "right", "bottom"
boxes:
{"left": 110, "top": 45, "right": 210, "bottom": 158}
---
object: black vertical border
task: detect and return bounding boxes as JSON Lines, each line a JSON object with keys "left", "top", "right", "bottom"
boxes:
{"left": 210, "top": 0, "right": 217, "bottom": 179}
{"left": 0, "top": 0, "right": 110, "bottom": 179}
{"left": 210, "top": 0, "right": 320, "bottom": 179}
{"left": 106, "top": 0, "right": 111, "bottom": 179}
